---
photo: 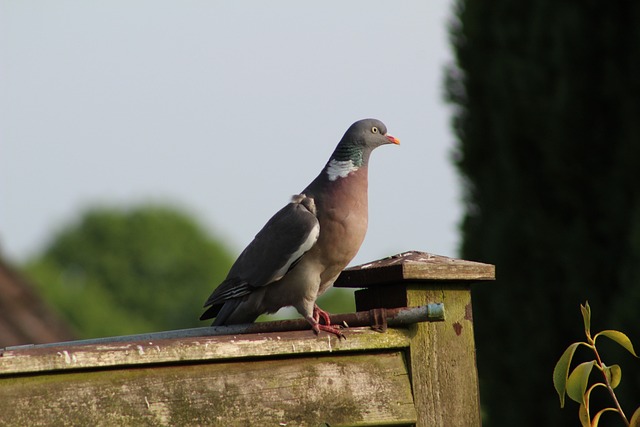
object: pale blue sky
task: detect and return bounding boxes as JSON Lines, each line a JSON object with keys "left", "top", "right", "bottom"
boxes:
{"left": 0, "top": 1, "right": 460, "bottom": 267}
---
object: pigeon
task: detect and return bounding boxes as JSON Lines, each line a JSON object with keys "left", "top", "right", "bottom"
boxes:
{"left": 200, "top": 118, "right": 399, "bottom": 337}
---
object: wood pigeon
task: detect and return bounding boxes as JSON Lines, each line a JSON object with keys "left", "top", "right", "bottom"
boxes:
{"left": 200, "top": 118, "right": 399, "bottom": 337}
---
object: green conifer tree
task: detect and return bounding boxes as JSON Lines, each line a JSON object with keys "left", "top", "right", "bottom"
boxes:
{"left": 446, "top": 2, "right": 640, "bottom": 425}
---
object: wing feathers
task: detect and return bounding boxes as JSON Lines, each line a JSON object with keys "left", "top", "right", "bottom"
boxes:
{"left": 201, "top": 194, "right": 319, "bottom": 322}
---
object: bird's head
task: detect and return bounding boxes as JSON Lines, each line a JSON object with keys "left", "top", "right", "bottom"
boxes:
{"left": 330, "top": 118, "right": 399, "bottom": 167}
{"left": 344, "top": 118, "right": 400, "bottom": 150}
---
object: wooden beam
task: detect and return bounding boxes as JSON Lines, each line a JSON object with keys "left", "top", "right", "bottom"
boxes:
{"left": 335, "top": 251, "right": 495, "bottom": 287}
{"left": 0, "top": 352, "right": 417, "bottom": 426}
{"left": 1, "top": 327, "right": 411, "bottom": 377}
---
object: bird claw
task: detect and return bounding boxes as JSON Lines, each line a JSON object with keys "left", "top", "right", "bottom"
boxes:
{"left": 310, "top": 305, "right": 346, "bottom": 339}
{"left": 312, "top": 323, "right": 346, "bottom": 340}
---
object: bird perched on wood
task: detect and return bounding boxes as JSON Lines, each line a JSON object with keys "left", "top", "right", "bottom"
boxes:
{"left": 200, "top": 118, "right": 399, "bottom": 337}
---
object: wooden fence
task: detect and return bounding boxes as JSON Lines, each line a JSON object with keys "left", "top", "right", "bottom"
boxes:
{"left": 0, "top": 251, "right": 494, "bottom": 426}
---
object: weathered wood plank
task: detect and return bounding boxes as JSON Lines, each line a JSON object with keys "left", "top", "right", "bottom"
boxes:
{"left": 405, "top": 284, "right": 481, "bottom": 427}
{"left": 335, "top": 251, "right": 495, "bottom": 287}
{"left": 0, "top": 352, "right": 416, "bottom": 427}
{"left": 0, "top": 327, "right": 411, "bottom": 377}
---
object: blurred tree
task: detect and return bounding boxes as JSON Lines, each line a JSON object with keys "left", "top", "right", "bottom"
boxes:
{"left": 446, "top": 1, "right": 640, "bottom": 426}
{"left": 23, "top": 204, "right": 234, "bottom": 338}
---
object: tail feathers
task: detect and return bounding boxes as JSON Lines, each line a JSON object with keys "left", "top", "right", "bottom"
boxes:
{"left": 199, "top": 303, "right": 223, "bottom": 321}
{"left": 212, "top": 299, "right": 243, "bottom": 326}
{"left": 200, "top": 278, "right": 258, "bottom": 325}
{"left": 203, "top": 277, "right": 251, "bottom": 308}
{"left": 200, "top": 298, "right": 261, "bottom": 326}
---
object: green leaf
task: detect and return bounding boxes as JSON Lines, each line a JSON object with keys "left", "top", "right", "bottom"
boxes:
{"left": 553, "top": 342, "right": 585, "bottom": 407}
{"left": 584, "top": 382, "right": 605, "bottom": 418}
{"left": 581, "top": 301, "right": 591, "bottom": 339}
{"left": 566, "top": 361, "right": 595, "bottom": 405}
{"left": 630, "top": 406, "right": 640, "bottom": 427}
{"left": 585, "top": 382, "right": 606, "bottom": 411}
{"left": 595, "top": 330, "right": 638, "bottom": 357}
{"left": 591, "top": 407, "right": 618, "bottom": 426}
{"left": 578, "top": 403, "right": 590, "bottom": 427}
{"left": 604, "top": 364, "right": 622, "bottom": 389}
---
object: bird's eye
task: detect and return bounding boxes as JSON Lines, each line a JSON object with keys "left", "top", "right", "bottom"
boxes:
{"left": 371, "top": 126, "right": 379, "bottom": 134}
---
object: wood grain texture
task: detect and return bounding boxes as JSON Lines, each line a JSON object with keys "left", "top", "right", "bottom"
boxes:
{"left": 335, "top": 251, "right": 495, "bottom": 288}
{"left": 0, "top": 352, "right": 416, "bottom": 427}
{"left": 0, "top": 327, "right": 411, "bottom": 377}
{"left": 405, "top": 284, "right": 481, "bottom": 427}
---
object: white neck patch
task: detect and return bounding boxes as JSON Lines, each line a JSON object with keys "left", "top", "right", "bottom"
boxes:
{"left": 326, "top": 159, "right": 358, "bottom": 181}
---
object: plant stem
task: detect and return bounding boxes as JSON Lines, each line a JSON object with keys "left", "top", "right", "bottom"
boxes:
{"left": 591, "top": 343, "right": 629, "bottom": 426}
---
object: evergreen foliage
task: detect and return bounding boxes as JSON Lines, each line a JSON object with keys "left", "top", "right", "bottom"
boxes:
{"left": 446, "top": 2, "right": 640, "bottom": 425}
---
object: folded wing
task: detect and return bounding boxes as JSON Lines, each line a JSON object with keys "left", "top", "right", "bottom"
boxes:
{"left": 200, "top": 194, "right": 319, "bottom": 322}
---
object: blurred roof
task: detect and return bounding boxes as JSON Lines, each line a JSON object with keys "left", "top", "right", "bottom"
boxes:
{"left": 0, "top": 257, "right": 75, "bottom": 348}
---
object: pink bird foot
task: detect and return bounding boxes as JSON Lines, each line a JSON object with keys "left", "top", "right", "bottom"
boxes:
{"left": 311, "top": 322, "right": 346, "bottom": 339}
{"left": 313, "top": 304, "right": 333, "bottom": 325}
{"left": 309, "top": 304, "right": 345, "bottom": 339}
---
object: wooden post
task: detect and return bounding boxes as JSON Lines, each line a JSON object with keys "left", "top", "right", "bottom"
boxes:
{"left": 335, "top": 251, "right": 495, "bottom": 427}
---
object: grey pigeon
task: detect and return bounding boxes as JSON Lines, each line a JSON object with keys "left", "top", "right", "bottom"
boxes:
{"left": 200, "top": 118, "right": 399, "bottom": 337}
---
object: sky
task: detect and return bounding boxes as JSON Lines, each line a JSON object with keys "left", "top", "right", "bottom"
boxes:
{"left": 0, "top": 1, "right": 462, "bottom": 268}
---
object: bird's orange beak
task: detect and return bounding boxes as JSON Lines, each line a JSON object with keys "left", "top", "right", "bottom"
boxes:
{"left": 386, "top": 134, "right": 400, "bottom": 145}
